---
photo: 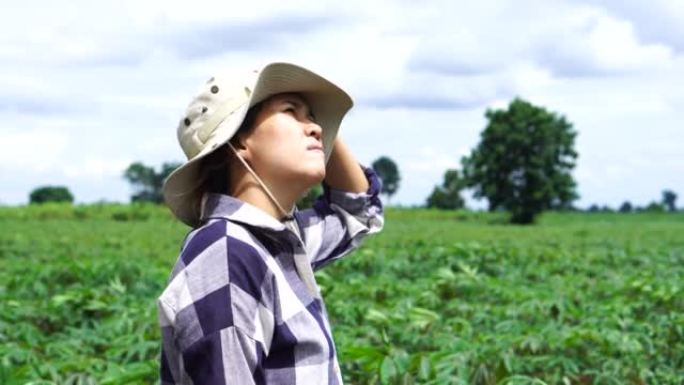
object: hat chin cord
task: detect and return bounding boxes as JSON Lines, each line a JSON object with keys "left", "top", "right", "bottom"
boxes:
{"left": 226, "top": 143, "right": 317, "bottom": 298}
{"left": 226, "top": 142, "right": 295, "bottom": 221}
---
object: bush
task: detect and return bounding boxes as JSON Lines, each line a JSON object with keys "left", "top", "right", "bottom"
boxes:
{"left": 29, "top": 186, "right": 74, "bottom": 204}
{"left": 111, "top": 204, "right": 154, "bottom": 221}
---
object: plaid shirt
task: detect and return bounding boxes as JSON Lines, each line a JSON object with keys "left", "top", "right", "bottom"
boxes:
{"left": 157, "top": 165, "right": 384, "bottom": 385}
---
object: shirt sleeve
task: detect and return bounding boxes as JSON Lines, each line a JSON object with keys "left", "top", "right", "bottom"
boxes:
{"left": 158, "top": 298, "right": 266, "bottom": 385}
{"left": 295, "top": 164, "right": 384, "bottom": 271}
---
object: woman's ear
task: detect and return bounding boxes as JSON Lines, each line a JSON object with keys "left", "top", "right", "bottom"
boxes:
{"left": 229, "top": 135, "right": 251, "bottom": 161}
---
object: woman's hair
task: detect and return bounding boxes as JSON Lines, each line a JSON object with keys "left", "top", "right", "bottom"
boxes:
{"left": 190, "top": 100, "right": 265, "bottom": 216}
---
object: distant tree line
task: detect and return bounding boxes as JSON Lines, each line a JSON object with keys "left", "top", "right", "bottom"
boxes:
{"left": 122, "top": 162, "right": 181, "bottom": 204}
{"left": 588, "top": 189, "right": 678, "bottom": 213}
{"left": 24, "top": 97, "right": 680, "bottom": 226}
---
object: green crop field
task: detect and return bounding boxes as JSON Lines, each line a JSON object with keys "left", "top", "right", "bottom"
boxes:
{"left": 1, "top": 203, "right": 682, "bottom": 384}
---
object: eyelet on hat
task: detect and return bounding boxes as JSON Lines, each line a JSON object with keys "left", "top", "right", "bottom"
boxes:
{"left": 211, "top": 85, "right": 219, "bottom": 94}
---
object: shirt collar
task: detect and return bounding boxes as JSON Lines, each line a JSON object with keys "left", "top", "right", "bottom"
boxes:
{"left": 199, "top": 192, "right": 297, "bottom": 232}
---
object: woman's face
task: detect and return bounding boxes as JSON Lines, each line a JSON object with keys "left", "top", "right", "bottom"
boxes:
{"left": 240, "top": 92, "right": 326, "bottom": 189}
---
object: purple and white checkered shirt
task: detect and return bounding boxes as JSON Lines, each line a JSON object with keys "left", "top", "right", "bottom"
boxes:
{"left": 157, "top": 165, "right": 384, "bottom": 384}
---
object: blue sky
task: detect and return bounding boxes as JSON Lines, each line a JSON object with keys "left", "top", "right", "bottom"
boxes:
{"left": 1, "top": 0, "right": 682, "bottom": 209}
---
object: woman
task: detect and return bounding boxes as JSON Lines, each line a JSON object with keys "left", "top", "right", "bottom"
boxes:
{"left": 157, "top": 62, "right": 384, "bottom": 384}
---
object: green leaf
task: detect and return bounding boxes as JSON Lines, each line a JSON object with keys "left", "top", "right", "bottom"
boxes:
{"left": 380, "top": 356, "right": 397, "bottom": 385}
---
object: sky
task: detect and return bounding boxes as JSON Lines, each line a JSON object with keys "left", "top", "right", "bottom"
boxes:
{"left": 1, "top": 0, "right": 682, "bottom": 209}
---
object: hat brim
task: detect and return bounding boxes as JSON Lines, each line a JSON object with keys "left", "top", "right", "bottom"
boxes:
{"left": 163, "top": 62, "right": 353, "bottom": 227}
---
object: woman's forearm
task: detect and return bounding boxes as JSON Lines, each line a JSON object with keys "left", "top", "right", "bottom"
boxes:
{"left": 324, "top": 137, "right": 369, "bottom": 193}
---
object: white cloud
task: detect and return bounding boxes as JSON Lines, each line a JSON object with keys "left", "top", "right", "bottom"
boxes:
{"left": 534, "top": 11, "right": 675, "bottom": 77}
{"left": 0, "top": 129, "right": 69, "bottom": 172}
{"left": 580, "top": 0, "right": 684, "bottom": 51}
{"left": 406, "top": 146, "right": 464, "bottom": 173}
{"left": 407, "top": 1, "right": 678, "bottom": 80}
{"left": 362, "top": 70, "right": 516, "bottom": 110}
{"left": 408, "top": 28, "right": 510, "bottom": 76}
{"left": 62, "top": 158, "right": 130, "bottom": 180}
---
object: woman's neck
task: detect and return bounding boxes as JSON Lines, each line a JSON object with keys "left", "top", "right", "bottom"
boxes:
{"left": 230, "top": 170, "right": 302, "bottom": 221}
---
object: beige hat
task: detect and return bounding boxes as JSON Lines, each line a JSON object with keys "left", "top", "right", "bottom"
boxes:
{"left": 163, "top": 62, "right": 354, "bottom": 227}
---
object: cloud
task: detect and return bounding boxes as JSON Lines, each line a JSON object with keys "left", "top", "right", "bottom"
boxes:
{"left": 0, "top": 3, "right": 352, "bottom": 68}
{"left": 579, "top": 0, "right": 684, "bottom": 51}
{"left": 405, "top": 1, "right": 677, "bottom": 81}
{"left": 0, "top": 95, "right": 73, "bottom": 115}
{"left": 405, "top": 146, "right": 463, "bottom": 173}
{"left": 533, "top": 12, "right": 675, "bottom": 77}
{"left": 362, "top": 72, "right": 515, "bottom": 110}
{"left": 0, "top": 73, "right": 98, "bottom": 116}
{"left": 366, "top": 94, "right": 487, "bottom": 110}
{"left": 0, "top": 129, "right": 69, "bottom": 172}
{"left": 62, "top": 158, "right": 130, "bottom": 180}
{"left": 162, "top": 14, "right": 345, "bottom": 60}
{"left": 407, "top": 29, "right": 509, "bottom": 76}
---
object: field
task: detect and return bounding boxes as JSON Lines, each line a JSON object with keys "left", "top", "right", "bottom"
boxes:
{"left": 1, "top": 203, "right": 682, "bottom": 384}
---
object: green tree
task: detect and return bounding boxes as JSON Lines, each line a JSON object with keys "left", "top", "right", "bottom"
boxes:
{"left": 426, "top": 169, "right": 465, "bottom": 209}
{"left": 29, "top": 186, "right": 74, "bottom": 204}
{"left": 461, "top": 98, "right": 578, "bottom": 224}
{"left": 643, "top": 201, "right": 666, "bottom": 212}
{"left": 371, "top": 156, "right": 400, "bottom": 202}
{"left": 123, "top": 162, "right": 181, "bottom": 204}
{"left": 619, "top": 201, "right": 633, "bottom": 213}
{"left": 600, "top": 205, "right": 614, "bottom": 213}
{"left": 662, "top": 189, "right": 677, "bottom": 212}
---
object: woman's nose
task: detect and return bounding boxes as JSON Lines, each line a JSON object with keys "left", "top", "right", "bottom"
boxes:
{"left": 307, "top": 121, "right": 322, "bottom": 141}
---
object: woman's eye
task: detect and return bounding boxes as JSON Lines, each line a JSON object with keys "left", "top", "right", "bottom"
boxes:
{"left": 283, "top": 104, "right": 315, "bottom": 122}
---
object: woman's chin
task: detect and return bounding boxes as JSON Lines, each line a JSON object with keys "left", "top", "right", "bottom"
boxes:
{"left": 302, "top": 167, "right": 326, "bottom": 185}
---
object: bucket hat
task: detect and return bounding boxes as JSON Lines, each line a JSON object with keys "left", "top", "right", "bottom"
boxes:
{"left": 163, "top": 62, "right": 354, "bottom": 227}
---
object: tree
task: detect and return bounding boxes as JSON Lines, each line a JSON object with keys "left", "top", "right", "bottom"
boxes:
{"left": 426, "top": 169, "right": 465, "bottom": 210}
{"left": 29, "top": 186, "right": 74, "bottom": 204}
{"left": 600, "top": 205, "right": 614, "bottom": 213}
{"left": 643, "top": 201, "right": 665, "bottom": 212}
{"left": 619, "top": 201, "right": 633, "bottom": 213}
{"left": 123, "top": 162, "right": 181, "bottom": 203}
{"left": 371, "top": 156, "right": 400, "bottom": 202}
{"left": 662, "top": 189, "right": 677, "bottom": 212}
{"left": 461, "top": 98, "right": 578, "bottom": 224}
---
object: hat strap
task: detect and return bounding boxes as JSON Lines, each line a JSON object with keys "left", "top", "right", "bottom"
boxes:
{"left": 226, "top": 142, "right": 294, "bottom": 221}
